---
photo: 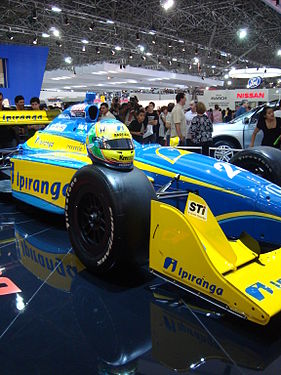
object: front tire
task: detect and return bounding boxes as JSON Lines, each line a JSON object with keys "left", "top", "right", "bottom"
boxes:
{"left": 230, "top": 146, "right": 281, "bottom": 186}
{"left": 65, "top": 165, "right": 156, "bottom": 273}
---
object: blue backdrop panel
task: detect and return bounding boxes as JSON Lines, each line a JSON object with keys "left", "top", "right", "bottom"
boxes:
{"left": 0, "top": 44, "right": 49, "bottom": 105}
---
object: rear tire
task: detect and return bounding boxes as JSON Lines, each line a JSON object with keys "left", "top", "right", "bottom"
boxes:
{"left": 230, "top": 146, "right": 281, "bottom": 186}
{"left": 65, "top": 165, "right": 156, "bottom": 273}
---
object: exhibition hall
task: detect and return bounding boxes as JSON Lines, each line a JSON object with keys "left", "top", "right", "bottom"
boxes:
{"left": 1, "top": 1, "right": 281, "bottom": 374}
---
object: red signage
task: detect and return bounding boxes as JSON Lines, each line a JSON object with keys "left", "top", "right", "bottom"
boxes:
{"left": 0, "top": 271, "right": 21, "bottom": 296}
{"left": 237, "top": 92, "right": 265, "bottom": 99}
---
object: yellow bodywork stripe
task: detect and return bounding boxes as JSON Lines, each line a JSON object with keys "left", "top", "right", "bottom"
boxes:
{"left": 134, "top": 160, "right": 246, "bottom": 198}
{"left": 217, "top": 211, "right": 281, "bottom": 222}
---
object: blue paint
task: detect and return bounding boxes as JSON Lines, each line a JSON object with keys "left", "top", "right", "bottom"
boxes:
{"left": 0, "top": 44, "right": 48, "bottom": 105}
{"left": 12, "top": 190, "right": 64, "bottom": 214}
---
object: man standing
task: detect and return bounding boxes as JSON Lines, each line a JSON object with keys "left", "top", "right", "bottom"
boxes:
{"left": 100, "top": 103, "right": 116, "bottom": 119}
{"left": 235, "top": 100, "right": 248, "bottom": 118}
{"left": 185, "top": 100, "right": 197, "bottom": 145}
{"left": 144, "top": 101, "right": 159, "bottom": 144}
{"left": 14, "top": 95, "right": 25, "bottom": 110}
{"left": 30, "top": 97, "right": 41, "bottom": 110}
{"left": 171, "top": 93, "right": 186, "bottom": 146}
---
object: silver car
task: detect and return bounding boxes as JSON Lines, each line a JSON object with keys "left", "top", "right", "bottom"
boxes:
{"left": 212, "top": 103, "right": 278, "bottom": 161}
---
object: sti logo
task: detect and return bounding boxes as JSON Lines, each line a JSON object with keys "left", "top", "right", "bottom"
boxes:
{"left": 188, "top": 201, "right": 207, "bottom": 221}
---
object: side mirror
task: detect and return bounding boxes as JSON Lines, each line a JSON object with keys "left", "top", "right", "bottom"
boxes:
{"left": 242, "top": 117, "right": 250, "bottom": 125}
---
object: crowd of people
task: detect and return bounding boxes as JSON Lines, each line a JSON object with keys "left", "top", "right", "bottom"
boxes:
{"left": 0, "top": 93, "right": 43, "bottom": 111}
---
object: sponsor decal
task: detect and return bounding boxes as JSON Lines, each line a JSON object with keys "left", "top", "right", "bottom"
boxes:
{"left": 0, "top": 271, "right": 21, "bottom": 296}
{"left": 48, "top": 123, "right": 67, "bottom": 132}
{"left": 265, "top": 183, "right": 281, "bottom": 198}
{"left": 237, "top": 92, "right": 265, "bottom": 99}
{"left": 35, "top": 136, "right": 54, "bottom": 148}
{"left": 210, "top": 95, "right": 228, "bottom": 101}
{"left": 11, "top": 162, "right": 69, "bottom": 201}
{"left": 188, "top": 201, "right": 207, "bottom": 221}
{"left": 0, "top": 113, "right": 43, "bottom": 123}
{"left": 163, "top": 257, "right": 223, "bottom": 295}
{"left": 245, "top": 278, "right": 281, "bottom": 301}
{"left": 66, "top": 143, "right": 86, "bottom": 152}
{"left": 248, "top": 76, "right": 262, "bottom": 89}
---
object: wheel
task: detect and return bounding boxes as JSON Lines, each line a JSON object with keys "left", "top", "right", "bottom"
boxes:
{"left": 230, "top": 146, "right": 281, "bottom": 186}
{"left": 213, "top": 139, "right": 238, "bottom": 162}
{"left": 65, "top": 165, "right": 156, "bottom": 273}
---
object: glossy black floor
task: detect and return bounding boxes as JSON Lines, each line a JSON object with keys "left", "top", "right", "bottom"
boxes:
{"left": 1, "top": 189, "right": 281, "bottom": 374}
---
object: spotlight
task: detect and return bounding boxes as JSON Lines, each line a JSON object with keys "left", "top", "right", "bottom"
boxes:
{"left": 89, "top": 22, "right": 95, "bottom": 31}
{"left": 158, "top": 58, "right": 161, "bottom": 65}
{"left": 238, "top": 28, "right": 247, "bottom": 39}
{"left": 129, "top": 53, "right": 133, "bottom": 59}
{"left": 227, "top": 80, "right": 232, "bottom": 85}
{"left": 139, "top": 45, "right": 145, "bottom": 52}
{"left": 160, "top": 0, "right": 175, "bottom": 11}
{"left": 50, "top": 27, "right": 60, "bottom": 37}
{"left": 136, "top": 32, "right": 140, "bottom": 41}
{"left": 115, "top": 46, "right": 122, "bottom": 51}
{"left": 96, "top": 47, "right": 101, "bottom": 54}
{"left": 51, "top": 6, "right": 62, "bottom": 13}
{"left": 195, "top": 48, "right": 198, "bottom": 55}
{"left": 42, "top": 32, "right": 50, "bottom": 38}
{"left": 194, "top": 57, "right": 199, "bottom": 64}
{"left": 224, "top": 73, "right": 229, "bottom": 79}
{"left": 32, "top": 36, "right": 38, "bottom": 45}
{"left": 168, "top": 41, "right": 172, "bottom": 48}
{"left": 82, "top": 45, "right": 86, "bottom": 52}
{"left": 7, "top": 32, "right": 14, "bottom": 40}
{"left": 56, "top": 40, "right": 62, "bottom": 47}
{"left": 32, "top": 8, "right": 37, "bottom": 20}
{"left": 64, "top": 16, "right": 70, "bottom": 26}
{"left": 182, "top": 46, "right": 185, "bottom": 52}
{"left": 81, "top": 39, "right": 89, "bottom": 44}
{"left": 168, "top": 60, "right": 172, "bottom": 65}
{"left": 111, "top": 49, "right": 116, "bottom": 56}
{"left": 141, "top": 55, "right": 146, "bottom": 61}
{"left": 152, "top": 38, "right": 156, "bottom": 45}
{"left": 64, "top": 56, "right": 72, "bottom": 64}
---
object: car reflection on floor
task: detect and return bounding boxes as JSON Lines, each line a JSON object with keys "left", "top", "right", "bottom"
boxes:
{"left": 1, "top": 194, "right": 281, "bottom": 374}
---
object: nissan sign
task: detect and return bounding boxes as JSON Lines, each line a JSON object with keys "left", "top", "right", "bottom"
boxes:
{"left": 248, "top": 76, "right": 262, "bottom": 89}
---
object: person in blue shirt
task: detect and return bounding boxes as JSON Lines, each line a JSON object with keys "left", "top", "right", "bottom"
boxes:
{"left": 235, "top": 100, "right": 249, "bottom": 118}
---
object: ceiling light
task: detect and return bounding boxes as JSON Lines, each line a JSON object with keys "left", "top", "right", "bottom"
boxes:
{"left": 136, "top": 32, "right": 140, "bottom": 41}
{"left": 106, "top": 20, "right": 115, "bottom": 24}
{"left": 51, "top": 6, "right": 62, "bottom": 13}
{"left": 64, "top": 56, "right": 72, "bottom": 64}
{"left": 129, "top": 53, "right": 133, "bottom": 59}
{"left": 96, "top": 47, "right": 101, "bottom": 54}
{"left": 7, "top": 32, "right": 14, "bottom": 40}
{"left": 82, "top": 39, "right": 89, "bottom": 44}
{"left": 182, "top": 47, "right": 186, "bottom": 52}
{"left": 115, "top": 46, "right": 122, "bottom": 51}
{"left": 158, "top": 58, "right": 162, "bottom": 65}
{"left": 33, "top": 36, "right": 38, "bottom": 45}
{"left": 227, "top": 80, "right": 232, "bottom": 85}
{"left": 211, "top": 65, "right": 216, "bottom": 68}
{"left": 168, "top": 60, "right": 172, "bottom": 65}
{"left": 111, "top": 49, "right": 116, "bottom": 55}
{"left": 152, "top": 38, "right": 156, "bottom": 44}
{"left": 149, "top": 30, "right": 157, "bottom": 35}
{"left": 277, "top": 49, "right": 281, "bottom": 56}
{"left": 42, "top": 32, "right": 50, "bottom": 38}
{"left": 194, "top": 57, "right": 199, "bottom": 64}
{"left": 56, "top": 40, "right": 62, "bottom": 47}
{"left": 141, "top": 55, "right": 146, "bottom": 61}
{"left": 82, "top": 45, "right": 86, "bottom": 52}
{"left": 178, "top": 39, "right": 184, "bottom": 43}
{"left": 160, "top": 0, "right": 175, "bottom": 11}
{"left": 146, "top": 52, "right": 152, "bottom": 56}
{"left": 238, "top": 28, "right": 247, "bottom": 39}
{"left": 224, "top": 73, "right": 229, "bottom": 79}
{"left": 168, "top": 41, "right": 172, "bottom": 48}
{"left": 89, "top": 22, "right": 95, "bottom": 31}
{"left": 32, "top": 8, "right": 37, "bottom": 20}
{"left": 172, "top": 57, "right": 177, "bottom": 61}
{"left": 50, "top": 27, "right": 60, "bottom": 37}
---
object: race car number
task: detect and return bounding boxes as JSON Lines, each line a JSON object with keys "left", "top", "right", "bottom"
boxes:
{"left": 214, "top": 162, "right": 241, "bottom": 179}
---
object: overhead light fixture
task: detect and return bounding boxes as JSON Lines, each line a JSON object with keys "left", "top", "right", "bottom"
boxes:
{"left": 136, "top": 32, "right": 140, "bottom": 41}
{"left": 96, "top": 47, "right": 101, "bottom": 54}
{"left": 115, "top": 46, "right": 122, "bottom": 51}
{"left": 129, "top": 53, "right": 133, "bottom": 59}
{"left": 277, "top": 49, "right": 281, "bottom": 56}
{"left": 32, "top": 36, "right": 38, "bottom": 45}
{"left": 227, "top": 80, "right": 232, "bottom": 85}
{"left": 195, "top": 48, "right": 198, "bottom": 55}
{"left": 149, "top": 29, "right": 157, "bottom": 35}
{"left": 168, "top": 41, "right": 172, "bottom": 48}
{"left": 139, "top": 45, "right": 145, "bottom": 52}
{"left": 64, "top": 56, "right": 72, "bottom": 64}
{"left": 82, "top": 39, "right": 89, "bottom": 44}
{"left": 160, "top": 0, "right": 175, "bottom": 11}
{"left": 168, "top": 60, "right": 172, "bottom": 65}
{"left": 111, "top": 49, "right": 116, "bottom": 55}
{"left": 64, "top": 16, "right": 70, "bottom": 25}
{"left": 238, "top": 28, "right": 247, "bottom": 39}
{"left": 50, "top": 27, "right": 60, "bottom": 37}
{"left": 89, "top": 22, "right": 95, "bottom": 31}
{"left": 146, "top": 52, "right": 152, "bottom": 56}
{"left": 141, "top": 55, "right": 146, "bottom": 61}
{"left": 224, "top": 73, "right": 229, "bottom": 79}
{"left": 182, "top": 47, "right": 186, "bottom": 52}
{"left": 32, "top": 8, "right": 37, "bottom": 20}
{"left": 106, "top": 20, "right": 115, "bottom": 24}
{"left": 194, "top": 57, "right": 199, "bottom": 64}
{"left": 56, "top": 40, "right": 62, "bottom": 47}
{"left": 7, "top": 32, "right": 14, "bottom": 40}
{"left": 42, "top": 32, "right": 50, "bottom": 38}
{"left": 178, "top": 39, "right": 184, "bottom": 43}
{"left": 51, "top": 6, "right": 62, "bottom": 13}
{"left": 172, "top": 57, "right": 177, "bottom": 62}
{"left": 152, "top": 38, "right": 156, "bottom": 44}
{"left": 158, "top": 58, "right": 162, "bottom": 65}
{"left": 82, "top": 45, "right": 86, "bottom": 52}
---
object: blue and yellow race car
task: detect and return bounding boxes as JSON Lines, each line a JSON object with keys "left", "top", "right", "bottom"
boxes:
{"left": 6, "top": 93, "right": 281, "bottom": 325}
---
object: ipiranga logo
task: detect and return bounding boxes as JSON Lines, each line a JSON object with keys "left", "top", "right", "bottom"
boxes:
{"left": 163, "top": 257, "right": 223, "bottom": 296}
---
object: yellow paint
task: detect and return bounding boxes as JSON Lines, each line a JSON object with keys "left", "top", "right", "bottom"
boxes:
{"left": 134, "top": 160, "right": 245, "bottom": 198}
{"left": 217, "top": 211, "right": 281, "bottom": 222}
{"left": 149, "top": 195, "right": 281, "bottom": 325}
{"left": 155, "top": 147, "right": 190, "bottom": 165}
{"left": 170, "top": 136, "right": 179, "bottom": 147}
{"left": 0, "top": 110, "right": 60, "bottom": 126}
{"left": 11, "top": 158, "right": 77, "bottom": 209}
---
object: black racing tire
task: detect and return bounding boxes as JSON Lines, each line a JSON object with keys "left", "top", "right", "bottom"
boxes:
{"left": 230, "top": 146, "right": 281, "bottom": 186}
{"left": 213, "top": 139, "right": 240, "bottom": 162}
{"left": 65, "top": 165, "right": 156, "bottom": 274}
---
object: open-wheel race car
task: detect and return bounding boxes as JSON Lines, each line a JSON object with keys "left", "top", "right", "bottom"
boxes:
{"left": 2, "top": 92, "right": 281, "bottom": 325}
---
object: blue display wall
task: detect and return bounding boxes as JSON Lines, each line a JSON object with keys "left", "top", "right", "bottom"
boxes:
{"left": 0, "top": 44, "right": 48, "bottom": 105}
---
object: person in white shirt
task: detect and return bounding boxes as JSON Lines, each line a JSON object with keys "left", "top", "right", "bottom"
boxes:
{"left": 100, "top": 103, "right": 116, "bottom": 119}
{"left": 171, "top": 93, "right": 186, "bottom": 146}
{"left": 185, "top": 100, "right": 197, "bottom": 145}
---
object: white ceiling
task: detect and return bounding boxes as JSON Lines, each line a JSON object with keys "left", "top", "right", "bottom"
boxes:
{"left": 42, "top": 62, "right": 224, "bottom": 92}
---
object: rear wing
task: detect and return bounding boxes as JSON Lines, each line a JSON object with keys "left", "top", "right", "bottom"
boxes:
{"left": 0, "top": 109, "right": 60, "bottom": 126}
